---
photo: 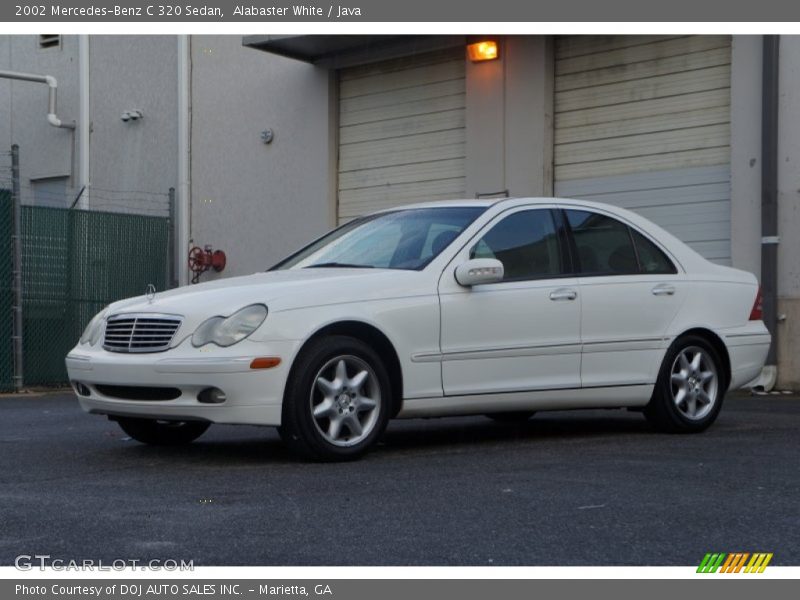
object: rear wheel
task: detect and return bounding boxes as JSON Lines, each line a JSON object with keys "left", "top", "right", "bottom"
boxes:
{"left": 486, "top": 411, "right": 536, "bottom": 423}
{"left": 644, "top": 335, "right": 726, "bottom": 433}
{"left": 117, "top": 417, "right": 210, "bottom": 445}
{"left": 278, "top": 335, "right": 391, "bottom": 461}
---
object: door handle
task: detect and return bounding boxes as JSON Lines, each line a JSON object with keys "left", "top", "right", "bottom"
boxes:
{"left": 652, "top": 284, "right": 676, "bottom": 296}
{"left": 550, "top": 288, "right": 577, "bottom": 301}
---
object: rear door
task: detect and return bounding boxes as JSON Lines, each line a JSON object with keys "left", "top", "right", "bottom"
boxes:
{"left": 563, "top": 208, "right": 685, "bottom": 387}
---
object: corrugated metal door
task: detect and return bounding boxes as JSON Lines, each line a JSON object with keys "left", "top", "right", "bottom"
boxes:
{"left": 337, "top": 48, "right": 466, "bottom": 222}
{"left": 554, "top": 35, "right": 732, "bottom": 264}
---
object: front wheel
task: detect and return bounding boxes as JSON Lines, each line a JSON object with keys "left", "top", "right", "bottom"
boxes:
{"left": 117, "top": 417, "right": 210, "bottom": 445}
{"left": 644, "top": 335, "right": 726, "bottom": 433}
{"left": 278, "top": 335, "right": 391, "bottom": 461}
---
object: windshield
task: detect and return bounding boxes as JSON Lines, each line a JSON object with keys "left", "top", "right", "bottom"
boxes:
{"left": 271, "top": 207, "right": 486, "bottom": 271}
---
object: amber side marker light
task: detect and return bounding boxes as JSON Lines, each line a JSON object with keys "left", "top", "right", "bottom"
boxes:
{"left": 250, "top": 357, "right": 282, "bottom": 369}
{"left": 467, "top": 41, "right": 499, "bottom": 62}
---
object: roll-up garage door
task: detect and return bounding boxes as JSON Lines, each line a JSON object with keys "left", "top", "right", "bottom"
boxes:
{"left": 337, "top": 47, "right": 466, "bottom": 223}
{"left": 554, "top": 35, "right": 732, "bottom": 264}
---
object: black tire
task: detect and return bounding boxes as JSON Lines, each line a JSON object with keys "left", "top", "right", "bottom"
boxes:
{"left": 644, "top": 334, "right": 727, "bottom": 433}
{"left": 486, "top": 411, "right": 536, "bottom": 423}
{"left": 117, "top": 417, "right": 210, "bottom": 445}
{"left": 278, "top": 335, "right": 392, "bottom": 462}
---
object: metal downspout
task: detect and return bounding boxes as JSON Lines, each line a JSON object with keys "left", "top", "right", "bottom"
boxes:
{"left": 761, "top": 36, "right": 780, "bottom": 371}
{"left": 78, "top": 35, "right": 90, "bottom": 209}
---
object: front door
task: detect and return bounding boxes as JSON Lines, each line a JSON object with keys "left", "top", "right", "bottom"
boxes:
{"left": 438, "top": 207, "right": 582, "bottom": 396}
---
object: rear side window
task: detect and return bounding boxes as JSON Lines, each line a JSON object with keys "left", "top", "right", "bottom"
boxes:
{"left": 470, "top": 209, "right": 562, "bottom": 281}
{"left": 564, "top": 209, "right": 676, "bottom": 276}
{"left": 565, "top": 210, "right": 638, "bottom": 275}
{"left": 631, "top": 229, "right": 677, "bottom": 274}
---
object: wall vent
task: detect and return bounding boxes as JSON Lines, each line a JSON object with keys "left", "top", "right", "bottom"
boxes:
{"left": 39, "top": 35, "right": 61, "bottom": 49}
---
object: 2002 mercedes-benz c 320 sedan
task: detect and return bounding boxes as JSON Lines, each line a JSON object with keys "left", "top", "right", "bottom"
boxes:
{"left": 67, "top": 197, "right": 770, "bottom": 460}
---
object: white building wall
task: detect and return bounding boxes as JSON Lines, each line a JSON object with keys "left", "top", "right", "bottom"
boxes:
{"left": 0, "top": 35, "right": 79, "bottom": 204}
{"left": 0, "top": 35, "right": 178, "bottom": 212}
{"left": 87, "top": 36, "right": 178, "bottom": 215}
{"left": 776, "top": 35, "right": 800, "bottom": 388}
{"left": 189, "top": 35, "right": 335, "bottom": 280}
{"left": 465, "top": 36, "right": 554, "bottom": 198}
{"left": 729, "top": 35, "right": 762, "bottom": 279}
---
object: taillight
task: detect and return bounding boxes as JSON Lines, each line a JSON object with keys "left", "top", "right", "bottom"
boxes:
{"left": 750, "top": 286, "right": 763, "bottom": 321}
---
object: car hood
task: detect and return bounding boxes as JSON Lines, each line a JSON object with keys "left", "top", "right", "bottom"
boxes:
{"left": 106, "top": 268, "right": 432, "bottom": 319}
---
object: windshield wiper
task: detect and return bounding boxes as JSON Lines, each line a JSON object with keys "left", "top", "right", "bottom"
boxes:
{"left": 303, "top": 262, "right": 376, "bottom": 269}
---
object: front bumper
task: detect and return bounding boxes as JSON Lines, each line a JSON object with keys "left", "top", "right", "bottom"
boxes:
{"left": 65, "top": 338, "right": 302, "bottom": 426}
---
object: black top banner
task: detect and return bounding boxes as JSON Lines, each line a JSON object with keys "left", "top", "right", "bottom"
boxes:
{"left": 4, "top": 0, "right": 800, "bottom": 22}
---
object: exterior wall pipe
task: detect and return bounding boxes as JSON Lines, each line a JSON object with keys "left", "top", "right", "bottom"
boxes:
{"left": 78, "top": 35, "right": 91, "bottom": 209}
{"left": 761, "top": 36, "right": 779, "bottom": 369}
{"left": 177, "top": 35, "right": 191, "bottom": 287}
{"left": 0, "top": 69, "right": 76, "bottom": 130}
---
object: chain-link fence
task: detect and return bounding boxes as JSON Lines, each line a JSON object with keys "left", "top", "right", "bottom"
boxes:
{"left": 0, "top": 146, "right": 174, "bottom": 390}
{"left": 0, "top": 188, "right": 12, "bottom": 391}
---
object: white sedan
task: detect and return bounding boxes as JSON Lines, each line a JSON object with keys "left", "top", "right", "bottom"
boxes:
{"left": 66, "top": 198, "right": 771, "bottom": 460}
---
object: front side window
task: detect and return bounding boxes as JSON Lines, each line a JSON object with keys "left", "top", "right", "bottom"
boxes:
{"left": 271, "top": 207, "right": 485, "bottom": 271}
{"left": 470, "top": 209, "right": 562, "bottom": 281}
{"left": 565, "top": 209, "right": 676, "bottom": 275}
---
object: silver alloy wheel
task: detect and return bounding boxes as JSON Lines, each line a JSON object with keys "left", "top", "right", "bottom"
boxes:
{"left": 309, "top": 355, "right": 381, "bottom": 447}
{"left": 670, "top": 345, "right": 719, "bottom": 421}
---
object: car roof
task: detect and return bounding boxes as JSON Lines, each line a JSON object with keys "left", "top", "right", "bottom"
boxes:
{"left": 379, "top": 196, "right": 620, "bottom": 211}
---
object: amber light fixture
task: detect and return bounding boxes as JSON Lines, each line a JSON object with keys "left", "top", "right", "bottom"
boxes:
{"left": 250, "top": 357, "right": 282, "bottom": 369}
{"left": 467, "top": 40, "right": 499, "bottom": 62}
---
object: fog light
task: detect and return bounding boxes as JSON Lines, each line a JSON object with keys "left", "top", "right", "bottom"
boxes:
{"left": 197, "top": 387, "right": 227, "bottom": 404}
{"left": 72, "top": 381, "right": 91, "bottom": 397}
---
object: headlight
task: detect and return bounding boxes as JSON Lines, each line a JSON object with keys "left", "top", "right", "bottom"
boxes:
{"left": 192, "top": 304, "right": 268, "bottom": 348}
{"left": 80, "top": 309, "right": 107, "bottom": 346}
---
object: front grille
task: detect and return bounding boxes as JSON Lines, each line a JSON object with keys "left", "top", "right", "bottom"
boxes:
{"left": 103, "top": 313, "right": 182, "bottom": 353}
{"left": 95, "top": 384, "right": 182, "bottom": 401}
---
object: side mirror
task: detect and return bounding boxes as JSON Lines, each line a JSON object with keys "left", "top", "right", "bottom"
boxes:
{"left": 454, "top": 258, "right": 504, "bottom": 287}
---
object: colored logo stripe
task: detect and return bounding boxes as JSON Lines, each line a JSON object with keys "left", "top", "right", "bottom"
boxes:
{"left": 697, "top": 553, "right": 726, "bottom": 573}
{"left": 697, "top": 553, "right": 773, "bottom": 573}
{"left": 720, "top": 553, "right": 749, "bottom": 573}
{"left": 745, "top": 553, "right": 773, "bottom": 573}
